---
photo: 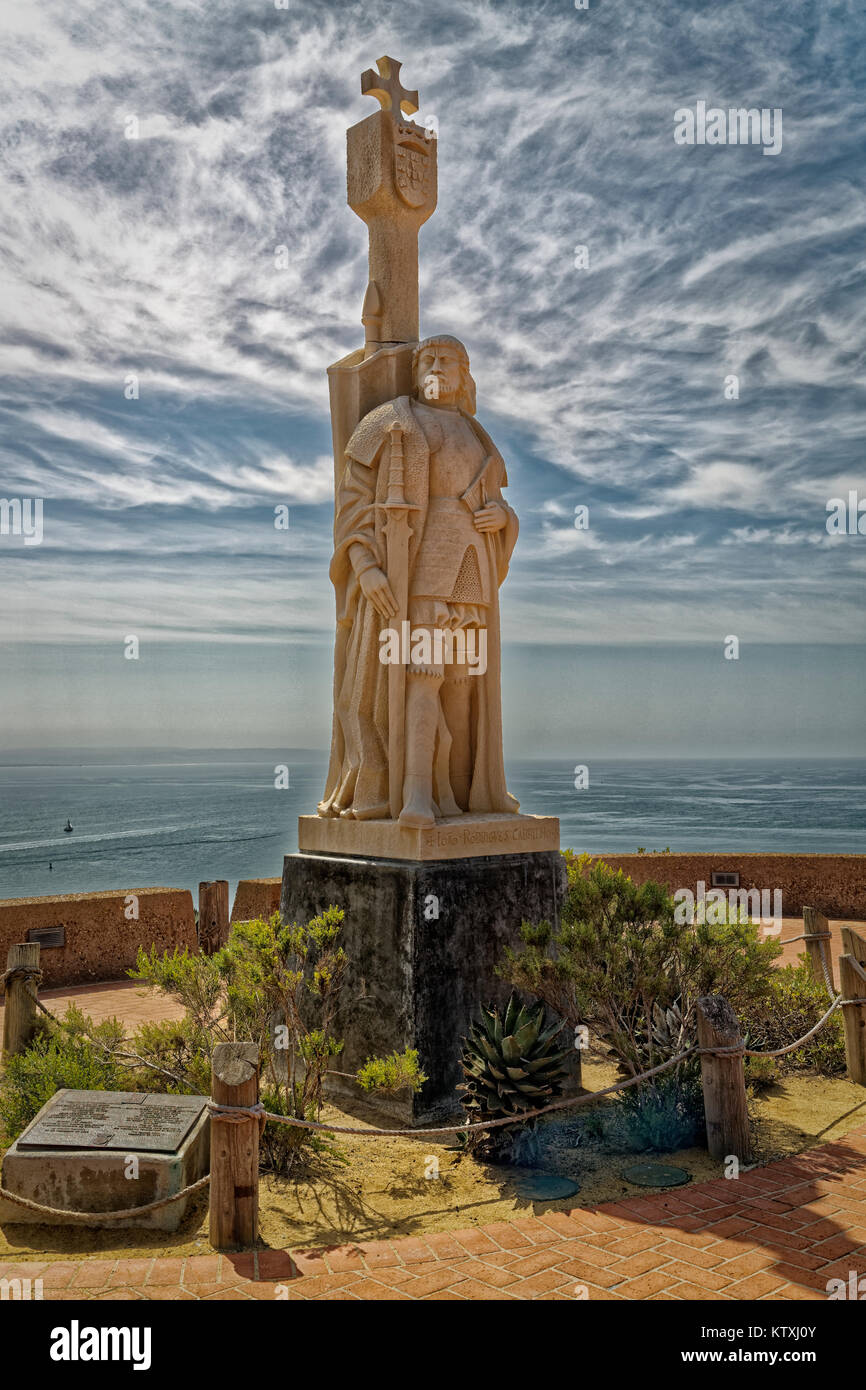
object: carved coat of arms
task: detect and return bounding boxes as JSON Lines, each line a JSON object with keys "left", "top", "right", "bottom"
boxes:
{"left": 394, "top": 124, "right": 433, "bottom": 208}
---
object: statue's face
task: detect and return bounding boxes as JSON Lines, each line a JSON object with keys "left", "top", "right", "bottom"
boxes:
{"left": 415, "top": 342, "right": 465, "bottom": 405}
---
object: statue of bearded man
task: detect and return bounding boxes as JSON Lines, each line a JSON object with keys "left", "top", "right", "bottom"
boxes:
{"left": 318, "top": 335, "right": 520, "bottom": 829}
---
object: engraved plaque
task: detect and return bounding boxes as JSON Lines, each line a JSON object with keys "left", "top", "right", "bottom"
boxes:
{"left": 27, "top": 925, "right": 65, "bottom": 949}
{"left": 19, "top": 1090, "right": 207, "bottom": 1153}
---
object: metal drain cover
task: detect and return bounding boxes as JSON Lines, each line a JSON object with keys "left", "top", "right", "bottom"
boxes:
{"left": 514, "top": 1172, "right": 581, "bottom": 1201}
{"left": 622, "top": 1162, "right": 691, "bottom": 1188}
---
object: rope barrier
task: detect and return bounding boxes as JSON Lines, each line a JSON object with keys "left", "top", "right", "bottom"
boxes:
{"left": 208, "top": 1100, "right": 267, "bottom": 1135}
{"left": 0, "top": 965, "right": 42, "bottom": 994}
{"left": 776, "top": 926, "right": 836, "bottom": 1001}
{"left": 206, "top": 995, "right": 866, "bottom": 1140}
{"left": 15, "top": 990, "right": 866, "bottom": 1142}
{"left": 777, "top": 931, "right": 832, "bottom": 945}
{"left": 4, "top": 990, "right": 863, "bottom": 1216}
{"left": 255, "top": 1049, "right": 699, "bottom": 1137}
{"left": 0, "top": 1174, "right": 211, "bottom": 1222}
{"left": 7, "top": 936, "right": 864, "bottom": 1160}
{"left": 816, "top": 936, "right": 838, "bottom": 1000}
{"left": 3, "top": 983, "right": 863, "bottom": 1224}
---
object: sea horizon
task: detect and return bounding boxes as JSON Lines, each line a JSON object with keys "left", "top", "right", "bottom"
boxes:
{"left": 0, "top": 749, "right": 863, "bottom": 905}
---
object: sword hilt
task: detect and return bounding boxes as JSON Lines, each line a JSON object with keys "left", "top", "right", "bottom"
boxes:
{"left": 386, "top": 422, "right": 406, "bottom": 505}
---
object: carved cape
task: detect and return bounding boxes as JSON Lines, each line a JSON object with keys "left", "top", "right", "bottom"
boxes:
{"left": 318, "top": 395, "right": 519, "bottom": 820}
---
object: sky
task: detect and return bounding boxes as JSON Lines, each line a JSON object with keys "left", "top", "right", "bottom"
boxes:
{"left": 0, "top": 0, "right": 864, "bottom": 757}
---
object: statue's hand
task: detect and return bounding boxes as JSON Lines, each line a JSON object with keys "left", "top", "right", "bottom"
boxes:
{"left": 359, "top": 566, "right": 399, "bottom": 619}
{"left": 473, "top": 501, "right": 508, "bottom": 533}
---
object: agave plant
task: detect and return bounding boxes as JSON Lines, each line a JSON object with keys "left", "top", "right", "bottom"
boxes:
{"left": 459, "top": 992, "right": 571, "bottom": 1162}
{"left": 650, "top": 997, "right": 689, "bottom": 1057}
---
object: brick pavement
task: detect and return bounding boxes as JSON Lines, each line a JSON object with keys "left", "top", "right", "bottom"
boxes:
{"left": 5, "top": 1122, "right": 864, "bottom": 1301}
{"left": 0, "top": 979, "right": 184, "bottom": 1030}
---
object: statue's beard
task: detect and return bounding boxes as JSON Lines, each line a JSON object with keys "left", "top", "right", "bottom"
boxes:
{"left": 418, "top": 373, "right": 460, "bottom": 405}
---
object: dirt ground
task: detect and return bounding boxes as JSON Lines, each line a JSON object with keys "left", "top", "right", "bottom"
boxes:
{"left": 3, "top": 1052, "right": 865, "bottom": 1263}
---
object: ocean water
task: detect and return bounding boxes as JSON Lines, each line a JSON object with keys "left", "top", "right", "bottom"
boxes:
{"left": 0, "top": 751, "right": 863, "bottom": 904}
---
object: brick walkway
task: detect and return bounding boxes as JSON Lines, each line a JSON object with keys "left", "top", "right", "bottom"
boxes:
{"left": 6, "top": 1122, "right": 865, "bottom": 1301}
{"left": 0, "top": 979, "right": 184, "bottom": 1030}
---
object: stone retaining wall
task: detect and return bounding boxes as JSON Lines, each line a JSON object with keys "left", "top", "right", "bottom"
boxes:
{"left": 0, "top": 888, "right": 197, "bottom": 988}
{"left": 230, "top": 877, "right": 282, "bottom": 923}
{"left": 586, "top": 853, "right": 866, "bottom": 920}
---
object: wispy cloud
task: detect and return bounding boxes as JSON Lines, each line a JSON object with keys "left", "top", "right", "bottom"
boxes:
{"left": 0, "top": 0, "right": 863, "bottom": 662}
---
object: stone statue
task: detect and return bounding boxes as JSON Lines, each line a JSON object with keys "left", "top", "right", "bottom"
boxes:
{"left": 295, "top": 54, "right": 553, "bottom": 859}
{"left": 318, "top": 333, "right": 520, "bottom": 827}
{"left": 285, "top": 56, "right": 560, "bottom": 1125}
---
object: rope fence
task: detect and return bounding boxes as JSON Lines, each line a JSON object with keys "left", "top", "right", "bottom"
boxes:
{"left": 3, "top": 992, "right": 864, "bottom": 1225}
{"left": 0, "top": 1174, "right": 211, "bottom": 1222}
{"left": 2, "top": 915, "right": 865, "bottom": 1239}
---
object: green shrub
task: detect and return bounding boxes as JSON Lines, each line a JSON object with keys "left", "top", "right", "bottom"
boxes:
{"left": 356, "top": 1049, "right": 426, "bottom": 1095}
{"left": 127, "top": 1018, "right": 212, "bottom": 1095}
{"left": 501, "top": 852, "right": 780, "bottom": 1077}
{"left": 2, "top": 910, "right": 427, "bottom": 1176}
{"left": 499, "top": 853, "right": 780, "bottom": 1151}
{"left": 0, "top": 1028, "right": 123, "bottom": 1142}
{"left": 741, "top": 961, "right": 847, "bottom": 1076}
{"left": 131, "top": 909, "right": 425, "bottom": 1174}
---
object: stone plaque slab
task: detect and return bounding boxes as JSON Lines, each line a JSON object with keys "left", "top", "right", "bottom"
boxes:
{"left": 18, "top": 1090, "right": 207, "bottom": 1154}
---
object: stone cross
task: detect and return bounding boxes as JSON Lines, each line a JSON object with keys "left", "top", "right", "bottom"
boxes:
{"left": 347, "top": 54, "right": 436, "bottom": 349}
{"left": 361, "top": 55, "right": 419, "bottom": 118}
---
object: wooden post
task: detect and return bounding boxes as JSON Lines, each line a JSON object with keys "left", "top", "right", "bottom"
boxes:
{"left": 2, "top": 942, "right": 41, "bottom": 1060}
{"left": 802, "top": 906, "right": 831, "bottom": 989}
{"left": 209, "top": 1041, "right": 260, "bottom": 1250}
{"left": 839, "top": 926, "right": 866, "bottom": 1086}
{"left": 198, "top": 880, "right": 230, "bottom": 955}
{"left": 696, "top": 994, "right": 752, "bottom": 1163}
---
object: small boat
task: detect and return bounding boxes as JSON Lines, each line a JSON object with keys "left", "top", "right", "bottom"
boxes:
{"left": 63, "top": 819, "right": 73, "bottom": 833}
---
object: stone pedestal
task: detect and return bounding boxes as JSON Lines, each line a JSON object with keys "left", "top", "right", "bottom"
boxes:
{"left": 298, "top": 811, "right": 560, "bottom": 862}
{"left": 281, "top": 846, "right": 568, "bottom": 1124}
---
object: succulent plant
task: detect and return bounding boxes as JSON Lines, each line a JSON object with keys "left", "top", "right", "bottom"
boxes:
{"left": 459, "top": 993, "right": 571, "bottom": 1161}
{"left": 650, "top": 998, "right": 688, "bottom": 1055}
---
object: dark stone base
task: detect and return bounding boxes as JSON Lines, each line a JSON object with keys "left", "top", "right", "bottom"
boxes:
{"left": 280, "top": 849, "right": 569, "bottom": 1124}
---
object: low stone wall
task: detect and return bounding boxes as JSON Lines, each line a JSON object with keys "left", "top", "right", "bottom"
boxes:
{"left": 587, "top": 853, "right": 866, "bottom": 920}
{"left": 230, "top": 878, "right": 282, "bottom": 924}
{"left": 0, "top": 888, "right": 197, "bottom": 988}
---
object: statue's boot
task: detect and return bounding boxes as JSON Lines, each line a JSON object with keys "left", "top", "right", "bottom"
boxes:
{"left": 442, "top": 672, "right": 473, "bottom": 812}
{"left": 433, "top": 707, "right": 462, "bottom": 817}
{"left": 399, "top": 672, "right": 440, "bottom": 828}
